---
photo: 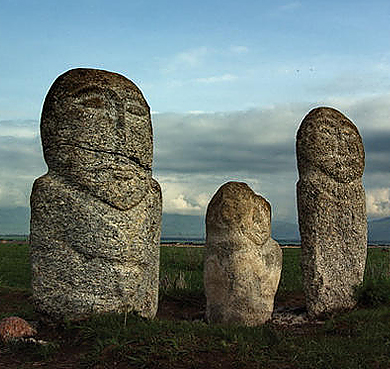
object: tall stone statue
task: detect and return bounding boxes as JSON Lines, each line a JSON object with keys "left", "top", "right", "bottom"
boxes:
{"left": 204, "top": 182, "right": 282, "bottom": 326}
{"left": 296, "top": 107, "right": 367, "bottom": 318}
{"left": 30, "top": 68, "right": 162, "bottom": 320}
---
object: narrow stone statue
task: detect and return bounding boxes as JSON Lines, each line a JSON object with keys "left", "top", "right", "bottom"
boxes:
{"left": 296, "top": 107, "right": 367, "bottom": 318}
{"left": 204, "top": 181, "right": 282, "bottom": 326}
{"left": 30, "top": 68, "right": 162, "bottom": 320}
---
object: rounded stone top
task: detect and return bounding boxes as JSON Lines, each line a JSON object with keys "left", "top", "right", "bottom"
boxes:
{"left": 296, "top": 107, "right": 365, "bottom": 183}
{"left": 206, "top": 181, "right": 272, "bottom": 244}
{"left": 41, "top": 68, "right": 152, "bottom": 170}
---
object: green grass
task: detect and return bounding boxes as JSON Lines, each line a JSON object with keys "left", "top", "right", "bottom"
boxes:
{"left": 159, "top": 246, "right": 303, "bottom": 299}
{"left": 278, "top": 247, "right": 302, "bottom": 295}
{"left": 160, "top": 246, "right": 204, "bottom": 300}
{"left": 355, "top": 249, "right": 390, "bottom": 307}
{"left": 0, "top": 243, "right": 31, "bottom": 289}
{"left": 1, "top": 244, "right": 390, "bottom": 368}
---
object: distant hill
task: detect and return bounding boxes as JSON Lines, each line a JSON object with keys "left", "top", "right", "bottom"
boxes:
{"left": 272, "top": 220, "right": 300, "bottom": 241}
{"left": 0, "top": 207, "right": 30, "bottom": 235}
{"left": 1, "top": 206, "right": 389, "bottom": 243}
{"left": 0, "top": 208, "right": 299, "bottom": 240}
{"left": 162, "top": 213, "right": 205, "bottom": 239}
{"left": 368, "top": 217, "right": 390, "bottom": 243}
{"left": 162, "top": 214, "right": 300, "bottom": 241}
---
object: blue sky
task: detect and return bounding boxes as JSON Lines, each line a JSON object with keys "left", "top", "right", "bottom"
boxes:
{"left": 1, "top": 0, "right": 390, "bottom": 230}
{"left": 2, "top": 0, "right": 390, "bottom": 118}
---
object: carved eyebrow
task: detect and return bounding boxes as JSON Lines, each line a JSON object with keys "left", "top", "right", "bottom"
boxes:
{"left": 71, "top": 85, "right": 107, "bottom": 98}
{"left": 125, "top": 101, "right": 149, "bottom": 117}
{"left": 71, "top": 85, "right": 122, "bottom": 105}
{"left": 70, "top": 85, "right": 149, "bottom": 116}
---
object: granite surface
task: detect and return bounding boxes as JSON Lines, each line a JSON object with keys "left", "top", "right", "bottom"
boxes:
{"left": 296, "top": 107, "right": 367, "bottom": 318}
{"left": 204, "top": 182, "right": 282, "bottom": 326}
{"left": 30, "top": 68, "right": 162, "bottom": 320}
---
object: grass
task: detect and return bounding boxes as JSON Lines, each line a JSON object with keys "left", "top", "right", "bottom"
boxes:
{"left": 0, "top": 243, "right": 31, "bottom": 289}
{"left": 159, "top": 246, "right": 204, "bottom": 301}
{"left": 1, "top": 243, "right": 390, "bottom": 368}
{"left": 355, "top": 249, "right": 390, "bottom": 307}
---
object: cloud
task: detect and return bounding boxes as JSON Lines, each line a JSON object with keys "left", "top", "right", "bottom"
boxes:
{"left": 177, "top": 47, "right": 208, "bottom": 67}
{"left": 2, "top": 93, "right": 390, "bottom": 224}
{"left": 331, "top": 93, "right": 390, "bottom": 131}
{"left": 278, "top": 2, "right": 302, "bottom": 12}
{"left": 152, "top": 95, "right": 390, "bottom": 220}
{"left": 194, "top": 74, "right": 238, "bottom": 84}
{"left": 186, "top": 110, "right": 209, "bottom": 115}
{"left": 0, "top": 120, "right": 46, "bottom": 208}
{"left": 163, "top": 47, "right": 209, "bottom": 73}
{"left": 153, "top": 105, "right": 305, "bottom": 177}
{"left": 168, "top": 194, "right": 201, "bottom": 213}
{"left": 152, "top": 104, "right": 306, "bottom": 219}
{"left": 324, "top": 93, "right": 390, "bottom": 179}
{"left": 158, "top": 179, "right": 208, "bottom": 215}
{"left": 307, "top": 68, "right": 390, "bottom": 99}
{"left": 0, "top": 120, "right": 38, "bottom": 138}
{"left": 366, "top": 188, "right": 390, "bottom": 218}
{"left": 229, "top": 46, "right": 249, "bottom": 54}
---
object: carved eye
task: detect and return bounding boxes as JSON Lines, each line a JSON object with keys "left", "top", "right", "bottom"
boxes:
{"left": 319, "top": 127, "right": 332, "bottom": 136}
{"left": 72, "top": 86, "right": 111, "bottom": 110}
{"left": 341, "top": 129, "right": 355, "bottom": 139}
{"left": 126, "top": 103, "right": 148, "bottom": 117}
{"left": 79, "top": 96, "right": 106, "bottom": 109}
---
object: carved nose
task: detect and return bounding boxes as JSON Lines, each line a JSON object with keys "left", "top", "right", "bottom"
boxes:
{"left": 114, "top": 102, "right": 126, "bottom": 149}
{"left": 337, "top": 133, "right": 349, "bottom": 155}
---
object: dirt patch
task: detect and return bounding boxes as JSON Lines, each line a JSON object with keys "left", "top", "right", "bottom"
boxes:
{"left": 157, "top": 294, "right": 206, "bottom": 322}
{"left": 0, "top": 287, "right": 32, "bottom": 315}
{"left": 0, "top": 288, "right": 317, "bottom": 368}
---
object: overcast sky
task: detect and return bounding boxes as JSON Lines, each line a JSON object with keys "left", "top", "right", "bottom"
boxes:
{"left": 1, "top": 0, "right": 390, "bottom": 228}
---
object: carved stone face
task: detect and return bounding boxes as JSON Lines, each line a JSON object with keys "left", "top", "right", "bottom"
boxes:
{"left": 40, "top": 68, "right": 153, "bottom": 209}
{"left": 206, "top": 182, "right": 271, "bottom": 246}
{"left": 297, "top": 107, "right": 365, "bottom": 183}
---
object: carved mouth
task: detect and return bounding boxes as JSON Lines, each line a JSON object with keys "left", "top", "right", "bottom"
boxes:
{"left": 112, "top": 170, "right": 133, "bottom": 180}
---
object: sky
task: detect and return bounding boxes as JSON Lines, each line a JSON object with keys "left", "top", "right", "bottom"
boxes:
{"left": 1, "top": 0, "right": 390, "bottom": 231}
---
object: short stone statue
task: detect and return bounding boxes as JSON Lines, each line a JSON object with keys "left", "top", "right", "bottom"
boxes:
{"left": 30, "top": 68, "right": 162, "bottom": 320}
{"left": 204, "top": 181, "right": 282, "bottom": 326}
{"left": 296, "top": 107, "right": 367, "bottom": 317}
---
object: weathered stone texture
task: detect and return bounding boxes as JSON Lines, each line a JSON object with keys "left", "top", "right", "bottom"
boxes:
{"left": 30, "top": 68, "right": 162, "bottom": 321}
{"left": 296, "top": 107, "right": 367, "bottom": 318}
{"left": 204, "top": 182, "right": 282, "bottom": 326}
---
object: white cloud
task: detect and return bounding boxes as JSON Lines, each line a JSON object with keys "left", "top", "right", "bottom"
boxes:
{"left": 0, "top": 121, "right": 46, "bottom": 208}
{"left": 366, "top": 188, "right": 390, "bottom": 218}
{"left": 177, "top": 47, "right": 208, "bottom": 67}
{"left": 2, "top": 93, "right": 390, "bottom": 225}
{"left": 230, "top": 46, "right": 248, "bottom": 54}
{"left": 153, "top": 94, "right": 390, "bottom": 222}
{"left": 0, "top": 120, "right": 39, "bottom": 138}
{"left": 278, "top": 2, "right": 302, "bottom": 11}
{"left": 187, "top": 110, "right": 208, "bottom": 115}
{"left": 163, "top": 47, "right": 209, "bottom": 73}
{"left": 374, "top": 54, "right": 390, "bottom": 72}
{"left": 158, "top": 180, "right": 208, "bottom": 215}
{"left": 171, "top": 195, "right": 201, "bottom": 212}
{"left": 194, "top": 74, "right": 238, "bottom": 84}
{"left": 324, "top": 93, "right": 390, "bottom": 131}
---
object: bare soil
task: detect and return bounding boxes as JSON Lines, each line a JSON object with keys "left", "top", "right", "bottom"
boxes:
{"left": 0, "top": 287, "right": 311, "bottom": 369}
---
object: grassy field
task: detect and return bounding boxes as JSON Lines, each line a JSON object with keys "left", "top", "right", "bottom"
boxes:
{"left": 1, "top": 244, "right": 390, "bottom": 368}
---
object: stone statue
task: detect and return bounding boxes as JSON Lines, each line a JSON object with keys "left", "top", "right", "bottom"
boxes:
{"left": 204, "top": 181, "right": 282, "bottom": 326}
{"left": 30, "top": 68, "right": 162, "bottom": 320}
{"left": 296, "top": 107, "right": 367, "bottom": 318}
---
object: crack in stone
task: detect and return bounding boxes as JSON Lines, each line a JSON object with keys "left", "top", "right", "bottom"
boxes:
{"left": 58, "top": 143, "right": 151, "bottom": 171}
